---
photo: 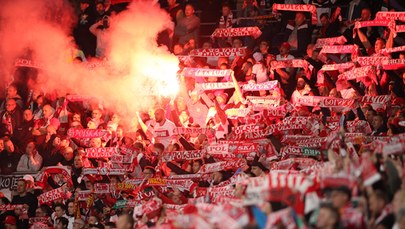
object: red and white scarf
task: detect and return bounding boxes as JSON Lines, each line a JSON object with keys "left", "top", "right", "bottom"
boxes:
{"left": 272, "top": 4, "right": 317, "bottom": 24}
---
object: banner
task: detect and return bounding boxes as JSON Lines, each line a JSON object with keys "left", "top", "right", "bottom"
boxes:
{"left": 272, "top": 4, "right": 317, "bottom": 24}
{"left": 295, "top": 96, "right": 355, "bottom": 108}
{"left": 270, "top": 59, "right": 309, "bottom": 70}
{"left": 397, "top": 25, "right": 405, "bottom": 33}
{"left": 183, "top": 68, "right": 232, "bottom": 78}
{"left": 198, "top": 159, "right": 246, "bottom": 173}
{"left": 247, "top": 96, "right": 280, "bottom": 107}
{"left": 356, "top": 56, "right": 391, "bottom": 67}
{"left": 164, "top": 150, "right": 204, "bottom": 161}
{"left": 211, "top": 27, "right": 262, "bottom": 39}
{"left": 381, "top": 58, "right": 405, "bottom": 70}
{"left": 320, "top": 62, "right": 354, "bottom": 71}
{"left": 375, "top": 11, "right": 405, "bottom": 21}
{"left": 379, "top": 45, "right": 405, "bottom": 55}
{"left": 225, "top": 108, "right": 251, "bottom": 118}
{"left": 67, "top": 128, "right": 108, "bottom": 138}
{"left": 111, "top": 153, "right": 133, "bottom": 164}
{"left": 0, "top": 174, "right": 24, "bottom": 190}
{"left": 173, "top": 127, "right": 211, "bottom": 135}
{"left": 360, "top": 95, "right": 391, "bottom": 104}
{"left": 85, "top": 147, "right": 117, "bottom": 158}
{"left": 94, "top": 183, "right": 111, "bottom": 194}
{"left": 195, "top": 82, "right": 235, "bottom": 90}
{"left": 354, "top": 19, "right": 396, "bottom": 37}
{"left": 338, "top": 65, "right": 376, "bottom": 82}
{"left": 189, "top": 47, "right": 247, "bottom": 57}
{"left": 241, "top": 80, "right": 278, "bottom": 91}
{"left": 15, "top": 58, "right": 44, "bottom": 69}
{"left": 319, "top": 45, "right": 358, "bottom": 59}
{"left": 82, "top": 168, "right": 126, "bottom": 175}
{"left": 314, "top": 36, "right": 347, "bottom": 49}
{"left": 66, "top": 94, "right": 94, "bottom": 102}
{"left": 38, "top": 187, "right": 65, "bottom": 205}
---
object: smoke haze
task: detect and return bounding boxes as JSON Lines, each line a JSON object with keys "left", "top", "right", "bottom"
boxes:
{"left": 0, "top": 0, "right": 179, "bottom": 116}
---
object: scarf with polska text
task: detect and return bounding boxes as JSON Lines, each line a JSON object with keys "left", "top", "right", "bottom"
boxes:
{"left": 376, "top": 11, "right": 405, "bottom": 21}
{"left": 272, "top": 4, "right": 317, "bottom": 24}
{"left": 314, "top": 36, "right": 347, "bottom": 49}
{"left": 211, "top": 27, "right": 262, "bottom": 39}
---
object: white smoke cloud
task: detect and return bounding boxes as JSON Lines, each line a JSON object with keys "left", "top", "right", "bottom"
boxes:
{"left": 0, "top": 0, "right": 179, "bottom": 116}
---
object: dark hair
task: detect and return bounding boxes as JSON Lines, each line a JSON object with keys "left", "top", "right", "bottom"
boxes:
{"left": 54, "top": 203, "right": 66, "bottom": 211}
{"left": 319, "top": 203, "right": 340, "bottom": 228}
{"left": 153, "top": 143, "right": 165, "bottom": 152}
{"left": 56, "top": 216, "right": 69, "bottom": 228}
{"left": 105, "top": 222, "right": 116, "bottom": 227}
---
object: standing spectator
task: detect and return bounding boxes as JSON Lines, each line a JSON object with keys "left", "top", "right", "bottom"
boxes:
{"left": 164, "top": 0, "right": 184, "bottom": 50}
{"left": 252, "top": 52, "right": 268, "bottom": 83}
{"left": 216, "top": 3, "right": 236, "bottom": 47}
{"left": 95, "top": 1, "right": 106, "bottom": 22}
{"left": 12, "top": 179, "right": 38, "bottom": 228}
{"left": 174, "top": 4, "right": 200, "bottom": 45}
{"left": 89, "top": 17, "right": 111, "bottom": 59}
{"left": 318, "top": 10, "right": 341, "bottom": 38}
{"left": 73, "top": 0, "right": 96, "bottom": 57}
{"left": 41, "top": 134, "right": 64, "bottom": 167}
{"left": 16, "top": 141, "right": 42, "bottom": 172}
{"left": 147, "top": 108, "right": 176, "bottom": 148}
{"left": 284, "top": 12, "right": 311, "bottom": 57}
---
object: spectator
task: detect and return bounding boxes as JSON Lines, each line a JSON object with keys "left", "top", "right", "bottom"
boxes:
{"left": 284, "top": 12, "right": 311, "bottom": 57}
{"left": 16, "top": 141, "right": 42, "bottom": 172}
{"left": 0, "top": 99, "right": 23, "bottom": 137}
{"left": 12, "top": 179, "right": 38, "bottom": 228}
{"left": 32, "top": 104, "right": 60, "bottom": 137}
{"left": 174, "top": 4, "right": 200, "bottom": 45}
{"left": 56, "top": 216, "right": 69, "bottom": 229}
{"left": 3, "top": 216, "right": 16, "bottom": 229}
{"left": 0, "top": 138, "right": 21, "bottom": 174}
{"left": 73, "top": 0, "right": 96, "bottom": 57}
{"left": 89, "top": 17, "right": 110, "bottom": 59}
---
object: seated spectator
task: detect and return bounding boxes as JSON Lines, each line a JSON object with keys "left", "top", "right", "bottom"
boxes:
{"left": 16, "top": 141, "right": 42, "bottom": 172}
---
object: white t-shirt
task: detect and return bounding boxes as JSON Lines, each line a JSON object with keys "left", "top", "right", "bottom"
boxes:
{"left": 252, "top": 63, "right": 268, "bottom": 83}
{"left": 151, "top": 119, "right": 176, "bottom": 147}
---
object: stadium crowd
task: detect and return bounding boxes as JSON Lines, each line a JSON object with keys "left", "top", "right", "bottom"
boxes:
{"left": 1, "top": 0, "right": 405, "bottom": 228}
